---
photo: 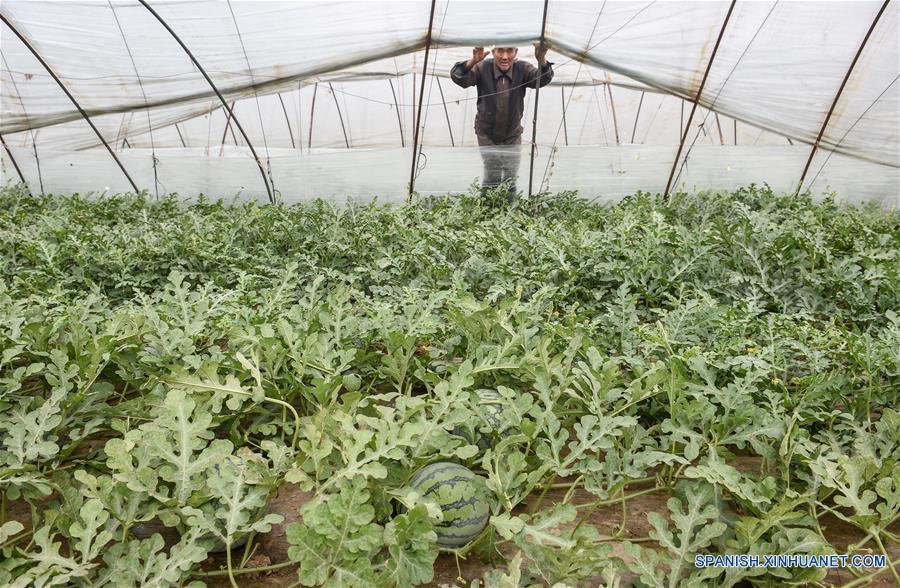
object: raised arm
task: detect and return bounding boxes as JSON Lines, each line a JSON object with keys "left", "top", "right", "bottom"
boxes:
{"left": 451, "top": 46, "right": 489, "bottom": 88}
{"left": 524, "top": 42, "right": 554, "bottom": 88}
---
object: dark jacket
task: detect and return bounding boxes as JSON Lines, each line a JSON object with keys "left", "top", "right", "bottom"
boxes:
{"left": 451, "top": 57, "right": 554, "bottom": 143}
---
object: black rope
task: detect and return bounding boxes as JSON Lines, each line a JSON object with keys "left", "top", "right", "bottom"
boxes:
{"left": 0, "top": 11, "right": 139, "bottom": 193}
{"left": 527, "top": 0, "right": 551, "bottom": 198}
{"left": 226, "top": 0, "right": 276, "bottom": 197}
{"left": 670, "top": 0, "right": 779, "bottom": 191}
{"left": 0, "top": 132, "right": 26, "bottom": 184}
{"left": 592, "top": 86, "right": 610, "bottom": 146}
{"left": 110, "top": 0, "right": 160, "bottom": 198}
{"left": 539, "top": 5, "right": 606, "bottom": 193}
{"left": 339, "top": 82, "right": 354, "bottom": 149}
{"left": 663, "top": 0, "right": 737, "bottom": 199}
{"left": 137, "top": 0, "right": 273, "bottom": 202}
{"left": 806, "top": 74, "right": 900, "bottom": 192}
{"left": 1, "top": 54, "right": 42, "bottom": 193}
{"left": 407, "top": 0, "right": 438, "bottom": 199}
{"left": 795, "top": 0, "right": 892, "bottom": 194}
{"left": 414, "top": 0, "right": 452, "bottom": 169}
{"left": 436, "top": 75, "right": 455, "bottom": 147}
{"left": 219, "top": 101, "right": 238, "bottom": 155}
{"left": 175, "top": 123, "right": 187, "bottom": 148}
{"left": 296, "top": 81, "right": 304, "bottom": 156}
{"left": 637, "top": 96, "right": 663, "bottom": 145}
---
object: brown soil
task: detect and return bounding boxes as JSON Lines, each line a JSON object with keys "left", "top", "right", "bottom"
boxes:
{"left": 7, "top": 462, "right": 898, "bottom": 587}
{"left": 202, "top": 470, "right": 899, "bottom": 588}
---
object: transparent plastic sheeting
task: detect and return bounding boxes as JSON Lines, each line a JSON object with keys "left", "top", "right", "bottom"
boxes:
{"left": 1, "top": 0, "right": 898, "bottom": 202}
{"left": 5, "top": 146, "right": 897, "bottom": 207}
{"left": 1, "top": 74, "right": 793, "bottom": 152}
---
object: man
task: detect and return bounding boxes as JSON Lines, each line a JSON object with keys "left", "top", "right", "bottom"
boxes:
{"left": 451, "top": 44, "right": 554, "bottom": 203}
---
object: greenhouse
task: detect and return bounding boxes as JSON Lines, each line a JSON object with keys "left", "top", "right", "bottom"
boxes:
{"left": 1, "top": 1, "right": 898, "bottom": 587}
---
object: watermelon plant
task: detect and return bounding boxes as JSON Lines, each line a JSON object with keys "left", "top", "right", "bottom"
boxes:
{"left": 453, "top": 388, "right": 506, "bottom": 452}
{"left": 0, "top": 183, "right": 897, "bottom": 587}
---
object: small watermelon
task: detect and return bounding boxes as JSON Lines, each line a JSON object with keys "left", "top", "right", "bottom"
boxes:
{"left": 409, "top": 462, "right": 490, "bottom": 547}
{"left": 455, "top": 388, "right": 504, "bottom": 451}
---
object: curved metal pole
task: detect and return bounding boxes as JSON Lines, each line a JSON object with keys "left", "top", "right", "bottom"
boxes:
{"left": 222, "top": 102, "right": 237, "bottom": 146}
{"left": 408, "top": 0, "right": 437, "bottom": 200}
{"left": 605, "top": 74, "right": 620, "bottom": 145}
{"left": 436, "top": 77, "right": 455, "bottom": 147}
{"left": 328, "top": 83, "right": 350, "bottom": 149}
{"left": 137, "top": 0, "right": 273, "bottom": 203}
{"left": 527, "top": 0, "right": 551, "bottom": 198}
{"left": 0, "top": 12, "right": 140, "bottom": 193}
{"left": 631, "top": 91, "right": 645, "bottom": 144}
{"left": 175, "top": 123, "right": 187, "bottom": 148}
{"left": 219, "top": 101, "right": 237, "bottom": 156}
{"left": 795, "top": 0, "right": 891, "bottom": 195}
{"left": 296, "top": 81, "right": 304, "bottom": 156}
{"left": 388, "top": 79, "right": 406, "bottom": 147}
{"left": 0, "top": 132, "right": 26, "bottom": 184}
{"left": 278, "top": 93, "right": 296, "bottom": 149}
{"left": 308, "top": 82, "right": 318, "bottom": 150}
{"left": 115, "top": 112, "right": 128, "bottom": 151}
{"left": 663, "top": 0, "right": 736, "bottom": 199}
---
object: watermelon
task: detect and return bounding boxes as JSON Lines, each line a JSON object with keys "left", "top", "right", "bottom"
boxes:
{"left": 455, "top": 388, "right": 504, "bottom": 451}
{"left": 409, "top": 462, "right": 490, "bottom": 547}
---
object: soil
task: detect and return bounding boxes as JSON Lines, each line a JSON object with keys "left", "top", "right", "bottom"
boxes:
{"left": 201, "top": 472, "right": 899, "bottom": 587}
{"left": 6, "top": 458, "right": 898, "bottom": 587}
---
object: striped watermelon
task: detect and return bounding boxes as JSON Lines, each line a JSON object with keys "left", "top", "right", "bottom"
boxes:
{"left": 454, "top": 388, "right": 504, "bottom": 451}
{"left": 409, "top": 462, "right": 490, "bottom": 547}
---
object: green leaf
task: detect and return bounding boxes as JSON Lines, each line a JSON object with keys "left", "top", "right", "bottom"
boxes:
{"left": 97, "top": 530, "right": 209, "bottom": 587}
{"left": 809, "top": 455, "right": 879, "bottom": 527}
{"left": 490, "top": 513, "right": 525, "bottom": 540}
{"left": 517, "top": 504, "right": 577, "bottom": 549}
{"left": 1, "top": 389, "right": 66, "bottom": 467}
{"left": 683, "top": 453, "right": 774, "bottom": 508}
{"left": 182, "top": 452, "right": 283, "bottom": 548}
{"left": 0, "top": 521, "right": 24, "bottom": 543}
{"left": 620, "top": 482, "right": 726, "bottom": 588}
{"left": 622, "top": 541, "right": 667, "bottom": 588}
{"left": 381, "top": 505, "right": 437, "bottom": 587}
{"left": 68, "top": 498, "right": 113, "bottom": 564}
{"left": 141, "top": 389, "right": 234, "bottom": 505}
{"left": 287, "top": 477, "right": 383, "bottom": 587}
{"left": 4, "top": 526, "right": 93, "bottom": 588}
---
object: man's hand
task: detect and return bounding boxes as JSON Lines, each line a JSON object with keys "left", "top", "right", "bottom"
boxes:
{"left": 466, "top": 47, "right": 490, "bottom": 69}
{"left": 533, "top": 42, "right": 548, "bottom": 65}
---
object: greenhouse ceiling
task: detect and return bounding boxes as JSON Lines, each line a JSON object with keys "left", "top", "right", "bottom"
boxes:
{"left": 1, "top": 0, "right": 897, "bottom": 203}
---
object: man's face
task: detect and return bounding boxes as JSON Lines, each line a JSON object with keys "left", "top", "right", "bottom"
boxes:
{"left": 492, "top": 47, "right": 518, "bottom": 72}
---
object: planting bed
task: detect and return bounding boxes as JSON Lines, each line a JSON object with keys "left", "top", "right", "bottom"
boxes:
{"left": 0, "top": 185, "right": 898, "bottom": 587}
